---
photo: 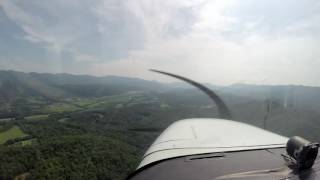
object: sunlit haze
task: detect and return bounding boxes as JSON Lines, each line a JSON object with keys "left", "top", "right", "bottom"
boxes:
{"left": 0, "top": 0, "right": 319, "bottom": 85}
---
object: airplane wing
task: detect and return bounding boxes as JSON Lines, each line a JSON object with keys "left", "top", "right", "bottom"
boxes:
{"left": 138, "top": 118, "right": 288, "bottom": 169}
{"left": 128, "top": 119, "right": 320, "bottom": 180}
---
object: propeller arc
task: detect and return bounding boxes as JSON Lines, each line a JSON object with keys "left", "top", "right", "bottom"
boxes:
{"left": 150, "top": 69, "right": 232, "bottom": 119}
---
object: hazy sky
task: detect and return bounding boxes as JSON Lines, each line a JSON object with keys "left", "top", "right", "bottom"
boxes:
{"left": 0, "top": 0, "right": 319, "bottom": 85}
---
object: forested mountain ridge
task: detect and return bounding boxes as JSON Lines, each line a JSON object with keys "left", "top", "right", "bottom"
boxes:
{"left": 0, "top": 70, "right": 166, "bottom": 100}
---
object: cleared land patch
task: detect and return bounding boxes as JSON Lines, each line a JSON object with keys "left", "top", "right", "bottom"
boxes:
{"left": 0, "top": 126, "right": 28, "bottom": 144}
{"left": 41, "top": 103, "right": 81, "bottom": 113}
{"left": 25, "top": 114, "right": 49, "bottom": 121}
{"left": 0, "top": 118, "right": 14, "bottom": 122}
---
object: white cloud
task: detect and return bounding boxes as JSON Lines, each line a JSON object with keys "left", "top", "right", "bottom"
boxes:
{"left": 0, "top": 0, "right": 144, "bottom": 60}
{"left": 1, "top": 0, "right": 320, "bottom": 86}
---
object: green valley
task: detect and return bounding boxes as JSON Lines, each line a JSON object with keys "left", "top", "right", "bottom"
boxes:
{"left": 1, "top": 70, "right": 320, "bottom": 179}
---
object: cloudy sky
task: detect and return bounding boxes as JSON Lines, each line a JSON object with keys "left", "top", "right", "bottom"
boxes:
{"left": 0, "top": 0, "right": 319, "bottom": 85}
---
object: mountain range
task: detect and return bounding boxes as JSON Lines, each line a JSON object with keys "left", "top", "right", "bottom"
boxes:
{"left": 1, "top": 70, "right": 320, "bottom": 141}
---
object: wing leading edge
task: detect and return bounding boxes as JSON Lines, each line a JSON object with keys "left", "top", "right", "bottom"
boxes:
{"left": 138, "top": 118, "right": 288, "bottom": 169}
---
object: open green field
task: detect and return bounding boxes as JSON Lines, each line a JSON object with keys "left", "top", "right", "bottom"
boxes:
{"left": 41, "top": 103, "right": 81, "bottom": 113}
{"left": 0, "top": 118, "right": 13, "bottom": 122}
{"left": 25, "top": 114, "right": 49, "bottom": 121}
{"left": 65, "top": 97, "right": 100, "bottom": 107}
{"left": 86, "top": 95, "right": 129, "bottom": 108}
{"left": 58, "top": 118, "right": 70, "bottom": 123}
{"left": 8, "top": 139, "right": 34, "bottom": 147}
{"left": 20, "top": 139, "right": 33, "bottom": 146}
{"left": 23, "top": 94, "right": 152, "bottom": 115}
{"left": 0, "top": 126, "right": 28, "bottom": 144}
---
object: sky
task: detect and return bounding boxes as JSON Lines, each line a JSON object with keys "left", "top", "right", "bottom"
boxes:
{"left": 0, "top": 0, "right": 320, "bottom": 86}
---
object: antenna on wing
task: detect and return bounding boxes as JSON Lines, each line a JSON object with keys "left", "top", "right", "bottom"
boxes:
{"left": 150, "top": 69, "right": 232, "bottom": 119}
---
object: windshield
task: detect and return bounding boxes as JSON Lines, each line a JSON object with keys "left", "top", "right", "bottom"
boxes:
{"left": 0, "top": 0, "right": 319, "bottom": 179}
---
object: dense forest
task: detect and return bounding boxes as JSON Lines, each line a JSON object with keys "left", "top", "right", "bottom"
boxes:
{"left": 1, "top": 70, "right": 320, "bottom": 179}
